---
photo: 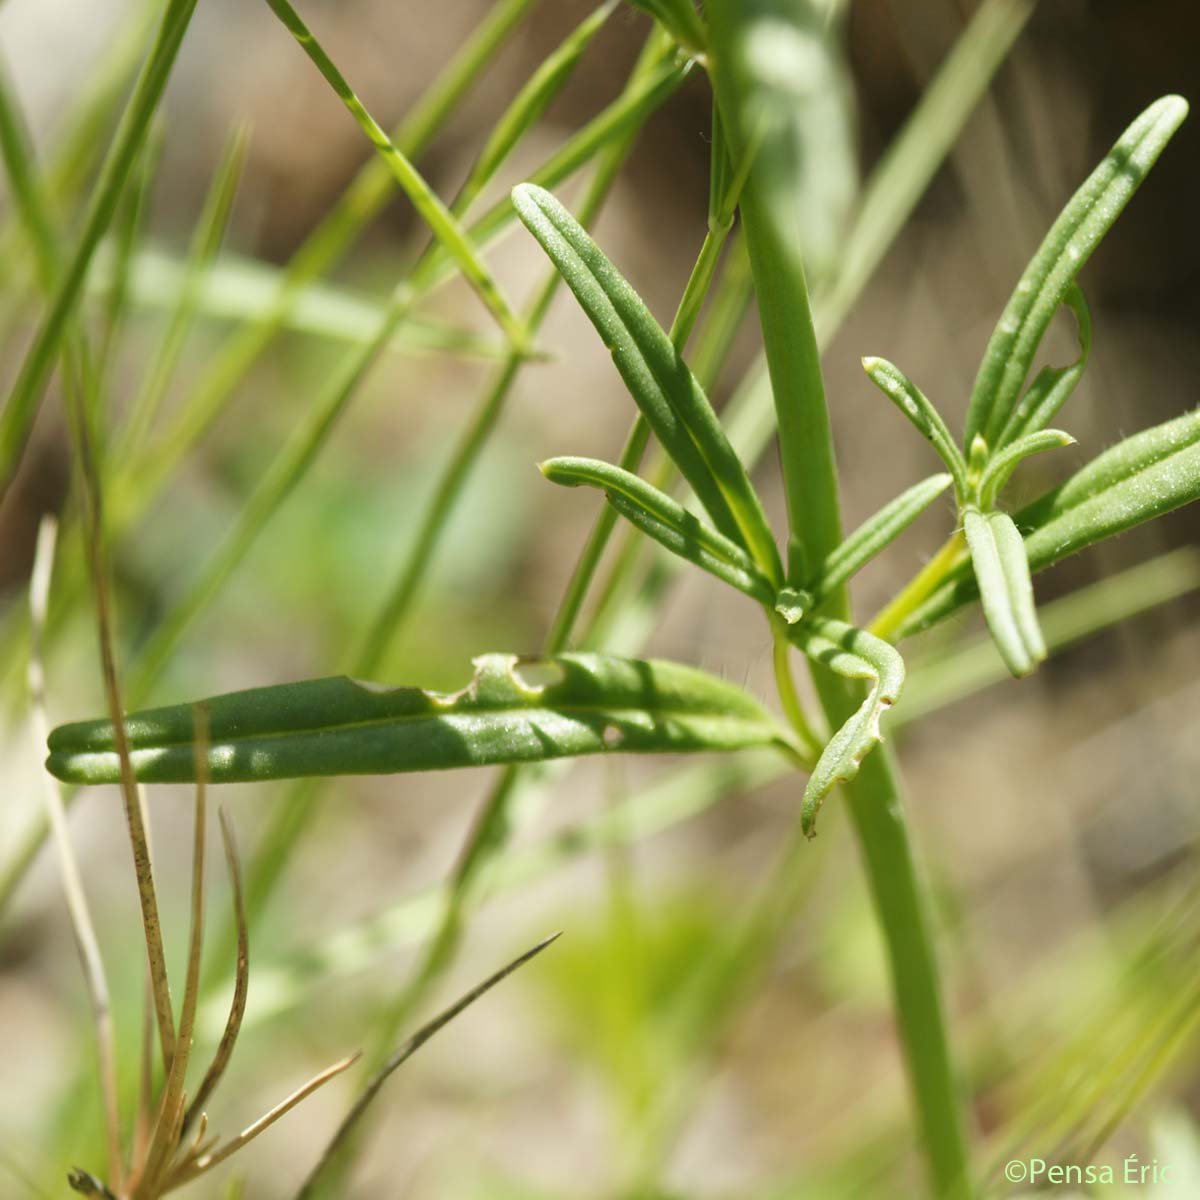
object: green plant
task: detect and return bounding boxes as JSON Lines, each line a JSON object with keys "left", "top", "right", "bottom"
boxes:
{"left": 6, "top": 0, "right": 1198, "bottom": 1196}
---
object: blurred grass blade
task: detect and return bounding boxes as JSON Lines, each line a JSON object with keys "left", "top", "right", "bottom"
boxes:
{"left": 996, "top": 284, "right": 1091, "bottom": 449}
{"left": 96, "top": 124, "right": 162, "bottom": 386}
{"left": 963, "top": 507, "right": 1045, "bottom": 677}
{"left": 163, "top": 1055, "right": 360, "bottom": 1190}
{"left": 540, "top": 455, "right": 775, "bottom": 605}
{"left": 0, "top": 55, "right": 60, "bottom": 289}
{"left": 48, "top": 653, "right": 795, "bottom": 785}
{"left": 809, "top": 473, "right": 953, "bottom": 602}
{"left": 262, "top": 0, "right": 528, "bottom": 351}
{"left": 98, "top": 245, "right": 515, "bottom": 359}
{"left": 294, "top": 935, "right": 560, "bottom": 1199}
{"left": 628, "top": 0, "right": 707, "bottom": 55}
{"left": 513, "top": 183, "right": 782, "bottom": 581}
{"left": 136, "top": 713, "right": 208, "bottom": 1195}
{"left": 861, "top": 357, "right": 968, "bottom": 495}
{"left": 120, "top": 125, "right": 249, "bottom": 452}
{"left": 458, "top": 1, "right": 618, "bottom": 214}
{"left": 125, "top": 295, "right": 412, "bottom": 700}
{"left": 788, "top": 617, "right": 905, "bottom": 837}
{"left": 183, "top": 809, "right": 249, "bottom": 1134}
{"left": 27, "top": 517, "right": 122, "bottom": 1188}
{"left": 894, "top": 409, "right": 1200, "bottom": 639}
{"left": 964, "top": 95, "right": 1188, "bottom": 447}
{"left": 0, "top": 0, "right": 201, "bottom": 498}
{"left": 976, "top": 428, "right": 1075, "bottom": 509}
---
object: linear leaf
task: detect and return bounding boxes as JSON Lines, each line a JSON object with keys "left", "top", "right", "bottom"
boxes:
{"left": 788, "top": 618, "right": 905, "bottom": 837}
{"left": 513, "top": 182, "right": 782, "bottom": 582}
{"left": 861, "top": 357, "right": 968, "bottom": 495}
{"left": 460, "top": 2, "right": 618, "bottom": 214}
{"left": 963, "top": 507, "right": 1046, "bottom": 677}
{"left": 964, "top": 95, "right": 1188, "bottom": 448}
{"left": 809, "top": 473, "right": 953, "bottom": 601}
{"left": 976, "top": 428, "right": 1075, "bottom": 509}
{"left": 262, "top": 0, "right": 528, "bottom": 351}
{"left": 995, "top": 284, "right": 1092, "bottom": 449}
{"left": 893, "top": 408, "right": 1200, "bottom": 640}
{"left": 540, "top": 455, "right": 775, "bottom": 606}
{"left": 0, "top": 0, "right": 201, "bottom": 497}
{"left": 46, "top": 654, "right": 795, "bottom": 785}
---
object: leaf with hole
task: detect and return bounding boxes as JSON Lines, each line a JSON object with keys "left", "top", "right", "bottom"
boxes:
{"left": 995, "top": 284, "right": 1092, "bottom": 450}
{"left": 46, "top": 653, "right": 796, "bottom": 785}
{"left": 787, "top": 618, "right": 905, "bottom": 837}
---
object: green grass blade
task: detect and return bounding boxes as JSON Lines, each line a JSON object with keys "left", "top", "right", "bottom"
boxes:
{"left": 0, "top": 54, "right": 60, "bottom": 289}
{"left": 995, "top": 284, "right": 1091, "bottom": 449}
{"left": 964, "top": 95, "right": 1188, "bottom": 448}
{"left": 787, "top": 617, "right": 905, "bottom": 838}
{"left": 262, "top": 0, "right": 528, "bottom": 351}
{"left": 125, "top": 302, "right": 408, "bottom": 701}
{"left": 895, "top": 409, "right": 1200, "bottom": 639}
{"left": 810, "top": 474, "right": 954, "bottom": 601}
{"left": 0, "top": 0, "right": 201, "bottom": 498}
{"left": 113, "top": 0, "right": 536, "bottom": 514}
{"left": 861, "top": 357, "right": 968, "bottom": 495}
{"left": 962, "top": 507, "right": 1045, "bottom": 677}
{"left": 817, "top": 0, "right": 1036, "bottom": 340}
{"left": 976, "top": 428, "right": 1075, "bottom": 509}
{"left": 513, "top": 183, "right": 781, "bottom": 581}
{"left": 97, "top": 245, "right": 513, "bottom": 360}
{"left": 46, "top": 654, "right": 794, "bottom": 785}
{"left": 540, "top": 456, "right": 775, "bottom": 605}
{"left": 96, "top": 123, "right": 162, "bottom": 384}
{"left": 119, "top": 125, "right": 249, "bottom": 452}
{"left": 458, "top": 1, "right": 618, "bottom": 215}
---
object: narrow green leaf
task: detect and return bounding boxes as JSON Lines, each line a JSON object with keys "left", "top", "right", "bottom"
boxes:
{"left": 995, "top": 284, "right": 1091, "bottom": 449}
{"left": 262, "top": 0, "right": 529, "bottom": 352}
{"left": 962, "top": 507, "right": 1045, "bottom": 677}
{"left": 964, "top": 95, "right": 1188, "bottom": 447}
{"left": 119, "top": 125, "right": 249, "bottom": 452}
{"left": 976, "top": 428, "right": 1075, "bottom": 509}
{"left": 540, "top": 455, "right": 775, "bottom": 606}
{"left": 513, "top": 183, "right": 782, "bottom": 582}
{"left": 46, "top": 654, "right": 795, "bottom": 785}
{"left": 98, "top": 244, "right": 521, "bottom": 362}
{"left": 788, "top": 617, "right": 905, "bottom": 837}
{"left": 809, "top": 473, "right": 953, "bottom": 601}
{"left": 891, "top": 409, "right": 1200, "bottom": 640}
{"left": 0, "top": 0, "right": 200, "bottom": 497}
{"left": 459, "top": 2, "right": 618, "bottom": 215}
{"left": 628, "top": 0, "right": 707, "bottom": 56}
{"left": 861, "top": 357, "right": 968, "bottom": 495}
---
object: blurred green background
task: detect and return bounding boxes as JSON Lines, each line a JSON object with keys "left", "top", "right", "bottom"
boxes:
{"left": 0, "top": 1, "right": 1198, "bottom": 1196}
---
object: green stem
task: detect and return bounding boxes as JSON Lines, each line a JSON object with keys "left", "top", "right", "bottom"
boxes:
{"left": 869, "top": 531, "right": 968, "bottom": 642}
{"left": 708, "top": 3, "right": 972, "bottom": 1194}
